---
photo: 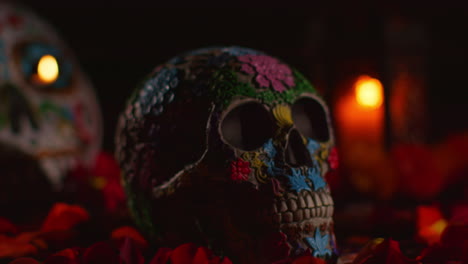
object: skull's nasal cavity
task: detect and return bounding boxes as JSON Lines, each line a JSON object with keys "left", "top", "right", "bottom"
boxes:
{"left": 285, "top": 129, "right": 313, "bottom": 167}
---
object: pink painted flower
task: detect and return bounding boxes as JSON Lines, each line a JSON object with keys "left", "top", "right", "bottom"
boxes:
{"left": 238, "top": 55, "right": 295, "bottom": 92}
{"left": 230, "top": 158, "right": 251, "bottom": 181}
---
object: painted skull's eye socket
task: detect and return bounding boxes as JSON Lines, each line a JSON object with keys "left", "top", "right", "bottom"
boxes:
{"left": 221, "top": 102, "right": 274, "bottom": 151}
{"left": 292, "top": 97, "right": 330, "bottom": 142}
{"left": 19, "top": 43, "right": 72, "bottom": 90}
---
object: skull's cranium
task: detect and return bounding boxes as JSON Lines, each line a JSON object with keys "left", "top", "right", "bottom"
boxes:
{"left": 116, "top": 47, "right": 338, "bottom": 263}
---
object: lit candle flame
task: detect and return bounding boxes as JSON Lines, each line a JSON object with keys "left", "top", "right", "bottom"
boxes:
{"left": 37, "top": 54, "right": 59, "bottom": 84}
{"left": 355, "top": 75, "right": 383, "bottom": 109}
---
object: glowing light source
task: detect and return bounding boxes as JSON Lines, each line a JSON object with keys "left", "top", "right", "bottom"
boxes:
{"left": 355, "top": 75, "right": 383, "bottom": 109}
{"left": 37, "top": 54, "right": 59, "bottom": 83}
{"left": 417, "top": 206, "right": 448, "bottom": 245}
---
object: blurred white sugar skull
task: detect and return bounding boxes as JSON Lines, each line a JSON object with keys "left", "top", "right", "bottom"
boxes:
{"left": 0, "top": 3, "right": 101, "bottom": 188}
{"left": 116, "top": 47, "right": 339, "bottom": 263}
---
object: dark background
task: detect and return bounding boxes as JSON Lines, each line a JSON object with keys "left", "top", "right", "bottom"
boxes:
{"left": 10, "top": 2, "right": 468, "bottom": 152}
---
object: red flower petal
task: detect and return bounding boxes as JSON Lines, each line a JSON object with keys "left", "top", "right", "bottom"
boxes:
{"left": 82, "top": 242, "right": 121, "bottom": 264}
{"left": 210, "top": 256, "right": 221, "bottom": 263}
{"left": 41, "top": 203, "right": 90, "bottom": 233}
{"left": 0, "top": 234, "right": 39, "bottom": 258}
{"left": 0, "top": 217, "right": 18, "bottom": 234}
{"left": 292, "top": 256, "right": 326, "bottom": 264}
{"left": 111, "top": 226, "right": 148, "bottom": 249}
{"left": 52, "top": 248, "right": 81, "bottom": 259}
{"left": 169, "top": 243, "right": 197, "bottom": 264}
{"left": 451, "top": 204, "right": 468, "bottom": 223}
{"left": 193, "top": 247, "right": 213, "bottom": 264}
{"left": 43, "top": 255, "right": 77, "bottom": 264}
{"left": 262, "top": 232, "right": 291, "bottom": 262}
{"left": 119, "top": 237, "right": 145, "bottom": 264}
{"left": 92, "top": 152, "right": 121, "bottom": 181}
{"left": 149, "top": 247, "right": 172, "bottom": 264}
{"left": 103, "top": 181, "right": 126, "bottom": 212}
{"left": 353, "top": 238, "right": 418, "bottom": 264}
{"left": 220, "top": 257, "right": 233, "bottom": 264}
{"left": 8, "top": 258, "right": 40, "bottom": 264}
{"left": 391, "top": 144, "right": 445, "bottom": 199}
{"left": 441, "top": 222, "right": 468, "bottom": 260}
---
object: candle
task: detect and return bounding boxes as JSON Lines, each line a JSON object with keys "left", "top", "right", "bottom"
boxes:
{"left": 336, "top": 75, "right": 384, "bottom": 144}
{"left": 334, "top": 75, "right": 394, "bottom": 198}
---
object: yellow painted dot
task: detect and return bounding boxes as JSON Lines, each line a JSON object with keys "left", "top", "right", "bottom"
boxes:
{"left": 37, "top": 54, "right": 59, "bottom": 83}
{"left": 355, "top": 75, "right": 383, "bottom": 109}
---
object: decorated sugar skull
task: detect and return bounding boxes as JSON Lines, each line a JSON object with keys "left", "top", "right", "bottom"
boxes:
{"left": 0, "top": 3, "right": 101, "bottom": 190}
{"left": 116, "top": 47, "right": 339, "bottom": 263}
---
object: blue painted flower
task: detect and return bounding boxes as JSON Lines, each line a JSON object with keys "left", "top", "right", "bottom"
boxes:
{"left": 265, "top": 159, "right": 282, "bottom": 177}
{"left": 263, "top": 139, "right": 282, "bottom": 177}
{"left": 307, "top": 138, "right": 320, "bottom": 156}
{"left": 307, "top": 161, "right": 326, "bottom": 191}
{"left": 304, "top": 228, "right": 332, "bottom": 258}
{"left": 263, "top": 139, "right": 277, "bottom": 158}
{"left": 286, "top": 168, "right": 311, "bottom": 193}
{"left": 139, "top": 68, "right": 179, "bottom": 116}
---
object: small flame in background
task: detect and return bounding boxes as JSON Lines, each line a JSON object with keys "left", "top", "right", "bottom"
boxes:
{"left": 354, "top": 75, "right": 384, "bottom": 109}
{"left": 37, "top": 54, "right": 59, "bottom": 84}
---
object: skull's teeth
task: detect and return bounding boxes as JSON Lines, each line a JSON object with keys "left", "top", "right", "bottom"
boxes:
{"left": 306, "top": 194, "right": 314, "bottom": 207}
{"left": 297, "top": 196, "right": 306, "bottom": 208}
{"left": 320, "top": 191, "right": 333, "bottom": 206}
{"left": 293, "top": 209, "right": 303, "bottom": 222}
{"left": 278, "top": 201, "right": 288, "bottom": 212}
{"left": 313, "top": 193, "right": 322, "bottom": 207}
{"left": 327, "top": 206, "right": 334, "bottom": 218}
{"left": 274, "top": 190, "right": 334, "bottom": 224}
{"left": 288, "top": 199, "right": 298, "bottom": 211}
{"left": 283, "top": 212, "right": 293, "bottom": 223}
{"left": 304, "top": 208, "right": 310, "bottom": 218}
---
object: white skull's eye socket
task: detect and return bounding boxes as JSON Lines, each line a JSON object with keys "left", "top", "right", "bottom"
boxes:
{"left": 292, "top": 97, "right": 330, "bottom": 142}
{"left": 221, "top": 102, "right": 274, "bottom": 151}
{"left": 17, "top": 43, "right": 73, "bottom": 91}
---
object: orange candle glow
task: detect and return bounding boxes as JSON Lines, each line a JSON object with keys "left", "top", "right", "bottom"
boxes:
{"left": 336, "top": 75, "right": 385, "bottom": 142}
{"left": 334, "top": 75, "right": 388, "bottom": 196}
{"left": 355, "top": 75, "right": 384, "bottom": 109}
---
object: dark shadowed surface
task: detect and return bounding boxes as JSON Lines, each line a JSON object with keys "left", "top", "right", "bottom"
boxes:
{"left": 8, "top": 2, "right": 468, "bottom": 152}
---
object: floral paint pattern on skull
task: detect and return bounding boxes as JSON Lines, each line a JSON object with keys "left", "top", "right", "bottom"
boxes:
{"left": 116, "top": 47, "right": 338, "bottom": 263}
